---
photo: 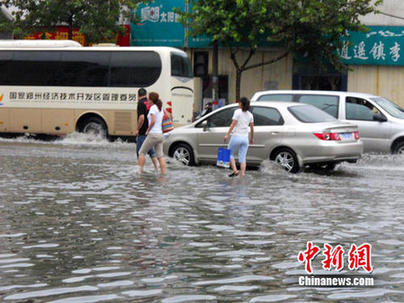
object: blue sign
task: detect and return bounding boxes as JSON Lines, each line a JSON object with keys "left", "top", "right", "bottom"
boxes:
{"left": 131, "top": 0, "right": 185, "bottom": 47}
{"left": 341, "top": 26, "right": 404, "bottom": 66}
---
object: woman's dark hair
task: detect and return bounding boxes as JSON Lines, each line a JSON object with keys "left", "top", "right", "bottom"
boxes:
{"left": 149, "top": 92, "right": 162, "bottom": 111}
{"left": 239, "top": 97, "right": 250, "bottom": 112}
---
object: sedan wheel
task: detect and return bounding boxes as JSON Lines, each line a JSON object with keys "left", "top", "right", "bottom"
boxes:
{"left": 172, "top": 143, "right": 194, "bottom": 166}
{"left": 393, "top": 141, "right": 404, "bottom": 154}
{"left": 274, "top": 148, "right": 299, "bottom": 173}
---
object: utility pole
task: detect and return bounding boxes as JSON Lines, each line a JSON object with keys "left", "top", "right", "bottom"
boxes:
{"left": 212, "top": 40, "right": 219, "bottom": 103}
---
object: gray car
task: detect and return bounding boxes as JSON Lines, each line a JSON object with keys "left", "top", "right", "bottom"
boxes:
{"left": 163, "top": 102, "right": 363, "bottom": 172}
{"left": 251, "top": 90, "right": 404, "bottom": 153}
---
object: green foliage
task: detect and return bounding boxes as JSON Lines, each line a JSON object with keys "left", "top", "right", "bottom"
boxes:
{"left": 0, "top": 0, "right": 145, "bottom": 43}
{"left": 178, "top": 0, "right": 382, "bottom": 71}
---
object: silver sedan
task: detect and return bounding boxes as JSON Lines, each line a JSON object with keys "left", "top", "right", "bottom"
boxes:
{"left": 163, "top": 102, "right": 363, "bottom": 172}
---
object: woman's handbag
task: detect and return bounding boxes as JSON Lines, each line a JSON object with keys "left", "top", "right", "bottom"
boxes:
{"left": 162, "top": 110, "right": 174, "bottom": 133}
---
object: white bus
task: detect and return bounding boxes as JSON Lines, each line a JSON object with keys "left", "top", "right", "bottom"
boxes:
{"left": 0, "top": 40, "right": 194, "bottom": 138}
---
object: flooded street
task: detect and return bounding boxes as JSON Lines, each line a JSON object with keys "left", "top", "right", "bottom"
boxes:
{"left": 0, "top": 135, "right": 403, "bottom": 303}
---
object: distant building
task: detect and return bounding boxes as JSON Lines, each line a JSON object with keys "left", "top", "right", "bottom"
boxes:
{"left": 346, "top": 0, "right": 404, "bottom": 106}
{"left": 131, "top": 0, "right": 404, "bottom": 108}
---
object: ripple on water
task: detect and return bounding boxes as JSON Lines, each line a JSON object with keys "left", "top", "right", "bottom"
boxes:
{"left": 193, "top": 275, "right": 275, "bottom": 286}
{"left": 121, "top": 289, "right": 163, "bottom": 297}
{"left": 249, "top": 294, "right": 298, "bottom": 302}
{"left": 4, "top": 286, "right": 98, "bottom": 300}
{"left": 161, "top": 295, "right": 217, "bottom": 303}
{"left": 47, "top": 294, "right": 121, "bottom": 303}
{"left": 327, "top": 288, "right": 402, "bottom": 300}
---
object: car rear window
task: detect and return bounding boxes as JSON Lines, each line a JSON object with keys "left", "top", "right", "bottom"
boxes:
{"left": 257, "top": 94, "right": 293, "bottom": 102}
{"left": 288, "top": 105, "right": 337, "bottom": 123}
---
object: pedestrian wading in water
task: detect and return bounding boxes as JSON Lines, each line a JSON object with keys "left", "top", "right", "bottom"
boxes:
{"left": 136, "top": 88, "right": 159, "bottom": 171}
{"left": 138, "top": 92, "right": 167, "bottom": 174}
{"left": 224, "top": 97, "right": 254, "bottom": 177}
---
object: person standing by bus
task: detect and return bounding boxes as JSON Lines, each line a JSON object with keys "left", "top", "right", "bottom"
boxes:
{"left": 136, "top": 88, "right": 159, "bottom": 171}
{"left": 224, "top": 97, "right": 254, "bottom": 177}
{"left": 138, "top": 92, "right": 167, "bottom": 174}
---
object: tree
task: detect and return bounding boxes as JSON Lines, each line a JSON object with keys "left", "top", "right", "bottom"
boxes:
{"left": 178, "top": 0, "right": 382, "bottom": 101}
{"left": 0, "top": 0, "right": 145, "bottom": 44}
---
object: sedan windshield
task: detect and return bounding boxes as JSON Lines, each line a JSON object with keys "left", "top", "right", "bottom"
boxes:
{"left": 370, "top": 97, "right": 404, "bottom": 119}
{"left": 288, "top": 105, "right": 337, "bottom": 123}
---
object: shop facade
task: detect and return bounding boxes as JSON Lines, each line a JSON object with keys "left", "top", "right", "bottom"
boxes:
{"left": 131, "top": 0, "right": 404, "bottom": 109}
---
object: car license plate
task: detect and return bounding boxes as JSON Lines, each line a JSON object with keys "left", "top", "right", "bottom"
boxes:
{"left": 340, "top": 132, "right": 354, "bottom": 141}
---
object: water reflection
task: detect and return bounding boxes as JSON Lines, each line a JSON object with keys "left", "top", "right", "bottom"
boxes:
{"left": 0, "top": 136, "right": 403, "bottom": 302}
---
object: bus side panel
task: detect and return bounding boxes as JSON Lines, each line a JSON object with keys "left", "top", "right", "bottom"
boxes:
{"left": 0, "top": 108, "right": 10, "bottom": 132}
{"left": 110, "top": 110, "right": 137, "bottom": 136}
{"left": 10, "top": 108, "right": 42, "bottom": 133}
{"left": 42, "top": 109, "right": 75, "bottom": 135}
{"left": 171, "top": 88, "right": 194, "bottom": 126}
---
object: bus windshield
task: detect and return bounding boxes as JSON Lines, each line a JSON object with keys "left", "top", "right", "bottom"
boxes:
{"left": 370, "top": 97, "right": 404, "bottom": 119}
{"left": 171, "top": 52, "right": 192, "bottom": 78}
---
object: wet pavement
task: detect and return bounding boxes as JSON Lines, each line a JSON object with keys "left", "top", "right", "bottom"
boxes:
{"left": 0, "top": 134, "right": 403, "bottom": 302}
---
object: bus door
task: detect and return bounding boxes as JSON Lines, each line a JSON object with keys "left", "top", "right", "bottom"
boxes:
{"left": 171, "top": 87, "right": 193, "bottom": 126}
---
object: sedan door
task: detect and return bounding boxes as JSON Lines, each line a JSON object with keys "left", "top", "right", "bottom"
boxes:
{"left": 196, "top": 107, "right": 237, "bottom": 161}
{"left": 248, "top": 106, "right": 284, "bottom": 162}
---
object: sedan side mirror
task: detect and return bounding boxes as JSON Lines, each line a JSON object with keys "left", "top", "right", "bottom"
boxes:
{"left": 373, "top": 113, "right": 387, "bottom": 122}
{"left": 201, "top": 120, "right": 209, "bottom": 131}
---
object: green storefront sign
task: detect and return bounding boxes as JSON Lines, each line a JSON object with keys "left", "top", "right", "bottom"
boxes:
{"left": 341, "top": 26, "right": 404, "bottom": 66}
{"left": 131, "top": 0, "right": 212, "bottom": 47}
{"left": 131, "top": 0, "right": 186, "bottom": 47}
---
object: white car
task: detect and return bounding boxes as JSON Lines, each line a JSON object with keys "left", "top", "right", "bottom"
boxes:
{"left": 251, "top": 90, "right": 404, "bottom": 153}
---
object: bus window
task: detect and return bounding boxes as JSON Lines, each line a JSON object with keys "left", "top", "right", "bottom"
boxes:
{"left": 171, "top": 52, "right": 192, "bottom": 78}
{"left": 110, "top": 51, "right": 161, "bottom": 87}
{"left": 11, "top": 51, "right": 61, "bottom": 86}
{"left": 59, "top": 51, "right": 110, "bottom": 87}
{"left": 0, "top": 51, "right": 13, "bottom": 85}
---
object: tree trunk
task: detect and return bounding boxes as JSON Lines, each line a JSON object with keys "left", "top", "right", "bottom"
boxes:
{"left": 235, "top": 69, "right": 242, "bottom": 102}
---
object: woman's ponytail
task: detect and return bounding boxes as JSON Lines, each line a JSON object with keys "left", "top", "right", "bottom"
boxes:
{"left": 149, "top": 92, "right": 162, "bottom": 111}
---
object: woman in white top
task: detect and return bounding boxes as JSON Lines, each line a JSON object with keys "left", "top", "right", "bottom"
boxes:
{"left": 138, "top": 92, "right": 167, "bottom": 174}
{"left": 224, "top": 97, "right": 254, "bottom": 177}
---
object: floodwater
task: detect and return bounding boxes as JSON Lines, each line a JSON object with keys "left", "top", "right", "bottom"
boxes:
{"left": 0, "top": 134, "right": 402, "bottom": 303}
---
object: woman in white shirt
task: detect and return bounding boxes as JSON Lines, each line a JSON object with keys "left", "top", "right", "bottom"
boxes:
{"left": 224, "top": 97, "right": 254, "bottom": 177}
{"left": 138, "top": 92, "right": 166, "bottom": 174}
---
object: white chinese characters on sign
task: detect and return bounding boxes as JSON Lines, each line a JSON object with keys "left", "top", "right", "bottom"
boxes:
{"left": 339, "top": 41, "right": 352, "bottom": 60}
{"left": 141, "top": 6, "right": 180, "bottom": 23}
{"left": 353, "top": 41, "right": 368, "bottom": 60}
{"left": 390, "top": 42, "right": 401, "bottom": 62}
{"left": 370, "top": 41, "right": 386, "bottom": 60}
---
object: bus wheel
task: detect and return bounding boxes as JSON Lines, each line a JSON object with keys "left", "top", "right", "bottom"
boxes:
{"left": 81, "top": 117, "right": 107, "bottom": 138}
